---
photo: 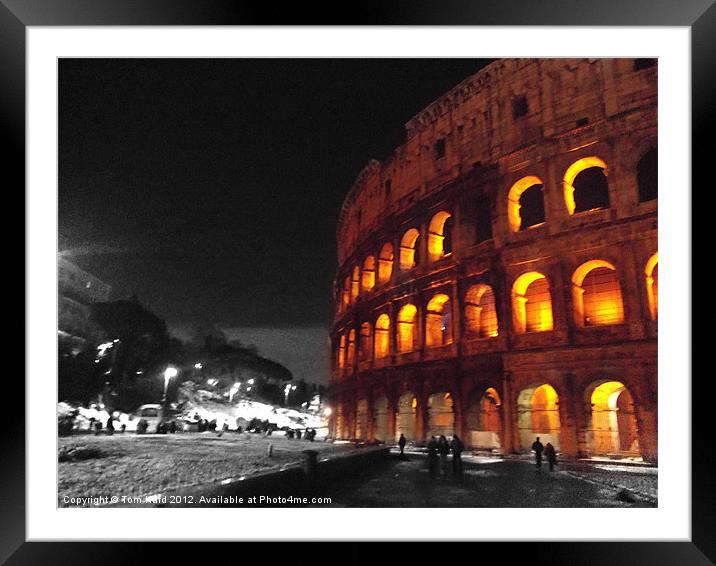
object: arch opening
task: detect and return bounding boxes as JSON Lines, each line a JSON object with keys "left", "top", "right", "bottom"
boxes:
{"left": 572, "top": 260, "right": 625, "bottom": 326}
{"left": 564, "top": 157, "right": 609, "bottom": 214}
{"left": 395, "top": 393, "right": 417, "bottom": 442}
{"left": 400, "top": 228, "right": 420, "bottom": 271}
{"left": 378, "top": 243, "right": 394, "bottom": 284}
{"left": 345, "top": 329, "right": 356, "bottom": 371}
{"left": 466, "top": 387, "right": 502, "bottom": 450}
{"left": 517, "top": 384, "right": 561, "bottom": 451}
{"left": 512, "top": 272, "right": 554, "bottom": 334}
{"left": 428, "top": 211, "right": 453, "bottom": 261}
{"left": 374, "top": 314, "right": 391, "bottom": 359}
{"left": 350, "top": 265, "right": 360, "bottom": 301}
{"left": 359, "top": 322, "right": 373, "bottom": 362}
{"left": 507, "top": 176, "right": 546, "bottom": 232}
{"left": 425, "top": 293, "right": 453, "bottom": 347}
{"left": 427, "top": 392, "right": 455, "bottom": 439}
{"left": 362, "top": 256, "right": 375, "bottom": 293}
{"left": 397, "top": 304, "right": 418, "bottom": 353}
{"left": 465, "top": 284, "right": 499, "bottom": 338}
{"left": 587, "top": 381, "right": 641, "bottom": 457}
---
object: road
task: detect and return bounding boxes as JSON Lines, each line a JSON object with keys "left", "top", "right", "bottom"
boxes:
{"left": 322, "top": 452, "right": 657, "bottom": 507}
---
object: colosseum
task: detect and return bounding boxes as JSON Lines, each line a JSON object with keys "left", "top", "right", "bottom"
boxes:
{"left": 328, "top": 58, "right": 658, "bottom": 463}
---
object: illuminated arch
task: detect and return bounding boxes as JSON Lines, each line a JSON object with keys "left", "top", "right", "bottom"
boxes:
{"left": 517, "top": 383, "right": 561, "bottom": 451}
{"left": 512, "top": 272, "right": 554, "bottom": 334}
{"left": 571, "top": 260, "right": 624, "bottom": 326}
{"left": 587, "top": 381, "right": 640, "bottom": 456}
{"left": 345, "top": 329, "right": 356, "bottom": 370}
{"left": 563, "top": 156, "right": 609, "bottom": 215}
{"left": 400, "top": 228, "right": 421, "bottom": 271}
{"left": 359, "top": 321, "right": 373, "bottom": 362}
{"left": 425, "top": 293, "right": 453, "bottom": 347}
{"left": 341, "top": 276, "right": 350, "bottom": 311}
{"left": 507, "top": 176, "right": 545, "bottom": 232}
{"left": 645, "top": 252, "right": 658, "bottom": 320}
{"left": 374, "top": 314, "right": 391, "bottom": 359}
{"left": 465, "top": 284, "right": 499, "bottom": 338}
{"left": 362, "top": 256, "right": 375, "bottom": 293}
{"left": 350, "top": 265, "right": 360, "bottom": 301}
{"left": 396, "top": 392, "right": 417, "bottom": 442}
{"left": 397, "top": 304, "right": 418, "bottom": 353}
{"left": 377, "top": 243, "right": 394, "bottom": 284}
{"left": 427, "top": 392, "right": 455, "bottom": 438}
{"left": 428, "top": 211, "right": 453, "bottom": 262}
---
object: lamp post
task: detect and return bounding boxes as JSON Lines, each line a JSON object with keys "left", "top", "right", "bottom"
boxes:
{"left": 284, "top": 383, "right": 297, "bottom": 407}
{"left": 162, "top": 366, "right": 178, "bottom": 405}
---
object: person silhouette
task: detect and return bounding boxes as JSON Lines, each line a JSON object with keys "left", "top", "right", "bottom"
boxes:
{"left": 544, "top": 442, "right": 557, "bottom": 471}
{"left": 398, "top": 433, "right": 407, "bottom": 456}
{"left": 532, "top": 437, "right": 544, "bottom": 468}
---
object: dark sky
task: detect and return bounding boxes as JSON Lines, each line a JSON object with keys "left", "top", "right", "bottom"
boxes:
{"left": 59, "top": 58, "right": 492, "bottom": 330}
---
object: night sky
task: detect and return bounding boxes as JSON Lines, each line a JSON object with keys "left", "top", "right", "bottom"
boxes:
{"left": 59, "top": 58, "right": 492, "bottom": 381}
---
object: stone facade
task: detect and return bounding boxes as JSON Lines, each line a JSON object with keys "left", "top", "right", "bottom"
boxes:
{"left": 329, "top": 59, "right": 658, "bottom": 463}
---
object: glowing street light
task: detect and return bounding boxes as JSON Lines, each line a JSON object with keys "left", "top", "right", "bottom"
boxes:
{"left": 323, "top": 407, "right": 332, "bottom": 417}
{"left": 284, "top": 383, "right": 297, "bottom": 406}
{"left": 194, "top": 363, "right": 203, "bottom": 370}
{"left": 162, "top": 366, "right": 178, "bottom": 404}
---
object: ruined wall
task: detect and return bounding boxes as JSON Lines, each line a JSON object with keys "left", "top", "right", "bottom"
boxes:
{"left": 330, "top": 58, "right": 658, "bottom": 462}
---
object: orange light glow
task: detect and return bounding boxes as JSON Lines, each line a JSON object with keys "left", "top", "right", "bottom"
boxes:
{"left": 563, "top": 156, "right": 608, "bottom": 215}
{"left": 427, "top": 211, "right": 452, "bottom": 262}
{"left": 400, "top": 229, "right": 420, "bottom": 271}
{"left": 378, "top": 243, "right": 394, "bottom": 284}
{"left": 645, "top": 252, "right": 658, "bottom": 320}
{"left": 531, "top": 384, "right": 560, "bottom": 434}
{"left": 337, "top": 335, "right": 346, "bottom": 369}
{"left": 351, "top": 265, "right": 360, "bottom": 301}
{"left": 374, "top": 314, "right": 391, "bottom": 359}
{"left": 572, "top": 260, "right": 624, "bottom": 326}
{"left": 346, "top": 329, "right": 356, "bottom": 369}
{"left": 397, "top": 304, "right": 417, "bottom": 353}
{"left": 362, "top": 256, "right": 375, "bottom": 293}
{"left": 590, "top": 381, "right": 640, "bottom": 455}
{"left": 465, "top": 284, "right": 499, "bottom": 337}
{"left": 425, "top": 293, "right": 452, "bottom": 347}
{"left": 512, "top": 272, "right": 553, "bottom": 333}
{"left": 507, "top": 176, "right": 544, "bottom": 232}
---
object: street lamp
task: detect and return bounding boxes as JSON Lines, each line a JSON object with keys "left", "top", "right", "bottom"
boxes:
{"left": 162, "top": 366, "right": 178, "bottom": 404}
{"left": 284, "top": 383, "right": 297, "bottom": 407}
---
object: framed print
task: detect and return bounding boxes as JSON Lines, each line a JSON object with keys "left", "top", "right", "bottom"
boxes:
{"left": 6, "top": 0, "right": 711, "bottom": 562}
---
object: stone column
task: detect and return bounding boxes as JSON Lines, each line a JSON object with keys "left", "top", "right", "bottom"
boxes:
{"left": 501, "top": 372, "right": 516, "bottom": 454}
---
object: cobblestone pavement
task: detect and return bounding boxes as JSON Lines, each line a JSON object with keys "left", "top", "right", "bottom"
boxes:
{"left": 324, "top": 453, "right": 657, "bottom": 507}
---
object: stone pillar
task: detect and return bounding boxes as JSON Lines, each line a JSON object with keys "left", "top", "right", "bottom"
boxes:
{"left": 635, "top": 383, "right": 658, "bottom": 464}
{"left": 558, "top": 376, "right": 580, "bottom": 460}
{"left": 502, "top": 373, "right": 516, "bottom": 454}
{"left": 387, "top": 395, "right": 397, "bottom": 443}
{"left": 415, "top": 391, "right": 428, "bottom": 444}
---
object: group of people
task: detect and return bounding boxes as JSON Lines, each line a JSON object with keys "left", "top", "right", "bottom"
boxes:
{"left": 531, "top": 437, "right": 558, "bottom": 471}
{"left": 398, "top": 432, "right": 466, "bottom": 479}
{"left": 286, "top": 428, "right": 317, "bottom": 440}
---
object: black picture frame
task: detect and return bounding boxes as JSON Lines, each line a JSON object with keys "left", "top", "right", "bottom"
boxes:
{"left": 6, "top": 0, "right": 710, "bottom": 562}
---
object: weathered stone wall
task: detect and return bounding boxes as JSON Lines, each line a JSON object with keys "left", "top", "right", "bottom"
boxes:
{"left": 330, "top": 58, "right": 658, "bottom": 463}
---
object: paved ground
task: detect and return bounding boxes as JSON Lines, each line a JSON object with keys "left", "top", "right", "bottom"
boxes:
{"left": 323, "top": 452, "right": 657, "bottom": 507}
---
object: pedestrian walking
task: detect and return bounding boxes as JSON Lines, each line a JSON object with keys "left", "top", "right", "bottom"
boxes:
{"left": 398, "top": 433, "right": 406, "bottom": 456}
{"left": 532, "top": 437, "right": 544, "bottom": 468}
{"left": 451, "top": 434, "right": 464, "bottom": 477}
{"left": 544, "top": 442, "right": 557, "bottom": 471}
{"left": 438, "top": 435, "right": 450, "bottom": 478}
{"left": 427, "top": 436, "right": 438, "bottom": 480}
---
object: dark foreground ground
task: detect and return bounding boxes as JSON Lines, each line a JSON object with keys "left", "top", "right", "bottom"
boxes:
{"left": 319, "top": 452, "right": 657, "bottom": 508}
